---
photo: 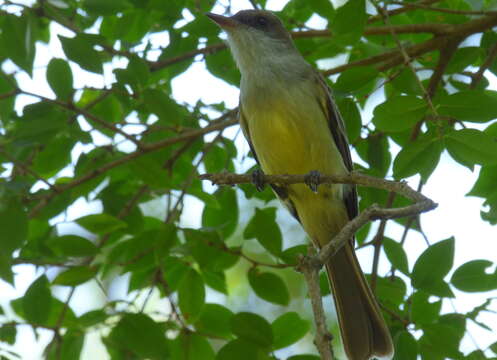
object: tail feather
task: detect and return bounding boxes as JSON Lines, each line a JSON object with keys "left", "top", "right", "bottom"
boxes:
{"left": 326, "top": 243, "right": 394, "bottom": 360}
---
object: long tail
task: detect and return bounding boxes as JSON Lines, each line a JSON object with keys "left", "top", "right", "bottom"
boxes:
{"left": 326, "top": 242, "right": 394, "bottom": 360}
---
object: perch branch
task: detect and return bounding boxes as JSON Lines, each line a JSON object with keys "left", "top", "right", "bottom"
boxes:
{"left": 297, "top": 254, "right": 335, "bottom": 360}
{"left": 201, "top": 170, "right": 437, "bottom": 357}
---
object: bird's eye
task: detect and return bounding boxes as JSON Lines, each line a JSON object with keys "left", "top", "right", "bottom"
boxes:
{"left": 256, "top": 16, "right": 267, "bottom": 26}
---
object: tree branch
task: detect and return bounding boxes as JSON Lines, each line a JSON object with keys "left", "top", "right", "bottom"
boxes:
{"left": 29, "top": 115, "right": 238, "bottom": 218}
{"left": 471, "top": 41, "right": 497, "bottom": 88}
{"left": 297, "top": 254, "right": 335, "bottom": 360}
{"left": 200, "top": 171, "right": 437, "bottom": 264}
{"left": 201, "top": 170, "right": 437, "bottom": 356}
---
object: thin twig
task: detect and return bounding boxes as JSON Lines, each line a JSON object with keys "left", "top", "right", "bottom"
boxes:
{"left": 297, "top": 254, "right": 334, "bottom": 360}
{"left": 471, "top": 41, "right": 497, "bottom": 88}
{"left": 29, "top": 115, "right": 238, "bottom": 218}
{"left": 200, "top": 171, "right": 437, "bottom": 267}
{"left": 388, "top": 1, "right": 497, "bottom": 16}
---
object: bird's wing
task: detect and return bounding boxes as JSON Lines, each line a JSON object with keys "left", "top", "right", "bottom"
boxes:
{"left": 239, "top": 104, "right": 301, "bottom": 223}
{"left": 313, "top": 71, "right": 358, "bottom": 220}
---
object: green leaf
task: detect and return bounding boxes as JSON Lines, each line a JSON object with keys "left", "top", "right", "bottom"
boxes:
{"left": 334, "top": 66, "right": 378, "bottom": 93}
{"left": 170, "top": 332, "right": 215, "bottom": 360}
{"left": 373, "top": 96, "right": 427, "bottom": 132}
{"left": 247, "top": 268, "right": 290, "bottom": 306}
{"left": 46, "top": 58, "right": 73, "bottom": 100}
{"left": 445, "top": 47, "right": 482, "bottom": 73}
{"left": 437, "top": 90, "right": 497, "bottom": 122}
{"left": 0, "top": 324, "right": 16, "bottom": 345}
{"left": 490, "top": 341, "right": 497, "bottom": 355}
{"left": 184, "top": 229, "right": 239, "bottom": 271}
{"left": 0, "top": 198, "right": 28, "bottom": 255}
{"left": 373, "top": 276, "right": 407, "bottom": 308}
{"left": 22, "top": 275, "right": 52, "bottom": 324}
{"left": 53, "top": 266, "right": 97, "bottom": 286}
{"left": 47, "top": 330, "right": 84, "bottom": 360}
{"left": 468, "top": 164, "right": 497, "bottom": 199}
{"left": 279, "top": 244, "right": 308, "bottom": 266}
{"left": 412, "top": 238, "right": 455, "bottom": 297}
{"left": 143, "top": 89, "right": 183, "bottom": 124}
{"left": 217, "top": 339, "right": 270, "bottom": 360}
{"left": 244, "top": 207, "right": 282, "bottom": 257}
{"left": 194, "top": 303, "right": 233, "bottom": 339}
{"left": 411, "top": 291, "right": 442, "bottom": 325}
{"left": 393, "top": 331, "right": 418, "bottom": 360}
{"left": 231, "top": 312, "right": 273, "bottom": 348}
{"left": 202, "top": 187, "right": 238, "bottom": 238}
{"left": 287, "top": 356, "right": 321, "bottom": 360}
{"left": 31, "top": 137, "right": 74, "bottom": 178}
{"left": 272, "top": 312, "right": 309, "bottom": 350}
{"left": 332, "top": 0, "right": 367, "bottom": 45}
{"left": 83, "top": 0, "right": 131, "bottom": 15}
{"left": 1, "top": 14, "right": 35, "bottom": 74}
{"left": 337, "top": 97, "right": 361, "bottom": 141}
{"left": 59, "top": 35, "right": 103, "bottom": 74}
{"left": 76, "top": 213, "right": 127, "bottom": 235}
{"left": 108, "top": 313, "right": 169, "bottom": 359}
{"left": 178, "top": 269, "right": 205, "bottom": 323}
{"left": 383, "top": 238, "right": 409, "bottom": 275}
{"left": 48, "top": 235, "right": 98, "bottom": 257}
{"left": 79, "top": 310, "right": 108, "bottom": 328}
{"left": 451, "top": 260, "right": 497, "bottom": 292}
{"left": 393, "top": 135, "right": 443, "bottom": 181}
{"left": 420, "top": 323, "right": 463, "bottom": 359}
{"left": 445, "top": 129, "right": 497, "bottom": 169}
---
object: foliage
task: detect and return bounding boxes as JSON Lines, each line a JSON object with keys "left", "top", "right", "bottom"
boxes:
{"left": 0, "top": 0, "right": 497, "bottom": 359}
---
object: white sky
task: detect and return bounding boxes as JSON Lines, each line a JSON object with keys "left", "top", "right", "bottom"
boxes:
{"left": 1, "top": 0, "right": 496, "bottom": 359}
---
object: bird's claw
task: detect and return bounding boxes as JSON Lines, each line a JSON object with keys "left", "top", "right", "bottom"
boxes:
{"left": 251, "top": 169, "right": 265, "bottom": 192}
{"left": 305, "top": 170, "right": 321, "bottom": 193}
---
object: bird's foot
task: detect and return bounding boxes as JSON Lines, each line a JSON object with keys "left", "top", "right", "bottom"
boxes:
{"left": 251, "top": 169, "right": 265, "bottom": 192}
{"left": 304, "top": 170, "right": 321, "bottom": 193}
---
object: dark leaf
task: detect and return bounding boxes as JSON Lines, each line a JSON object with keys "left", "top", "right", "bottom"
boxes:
{"left": 412, "top": 238, "right": 455, "bottom": 297}
{"left": 244, "top": 207, "right": 282, "bottom": 257}
{"left": 451, "top": 260, "right": 497, "bottom": 292}
{"left": 46, "top": 58, "right": 73, "bottom": 100}
{"left": 230, "top": 312, "right": 273, "bottom": 348}
{"left": 108, "top": 313, "right": 169, "bottom": 360}
{"left": 248, "top": 268, "right": 290, "bottom": 306}
{"left": 53, "top": 266, "right": 98, "bottom": 286}
{"left": 272, "top": 312, "right": 309, "bottom": 350}
{"left": 383, "top": 237, "right": 409, "bottom": 275}
{"left": 178, "top": 269, "right": 205, "bottom": 323}
{"left": 22, "top": 275, "right": 52, "bottom": 324}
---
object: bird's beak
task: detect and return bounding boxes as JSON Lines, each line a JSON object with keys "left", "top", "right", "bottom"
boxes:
{"left": 206, "top": 13, "right": 239, "bottom": 29}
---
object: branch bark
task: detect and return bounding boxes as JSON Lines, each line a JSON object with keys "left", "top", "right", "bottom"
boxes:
{"left": 200, "top": 170, "right": 437, "bottom": 357}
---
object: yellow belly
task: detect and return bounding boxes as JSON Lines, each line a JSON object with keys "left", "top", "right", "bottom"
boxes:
{"left": 242, "top": 82, "right": 350, "bottom": 246}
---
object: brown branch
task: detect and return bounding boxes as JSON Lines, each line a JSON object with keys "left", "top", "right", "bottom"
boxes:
{"left": 29, "top": 115, "right": 238, "bottom": 218}
{"left": 471, "top": 41, "right": 497, "bottom": 88}
{"left": 200, "top": 171, "right": 437, "bottom": 265}
{"left": 388, "top": 1, "right": 497, "bottom": 16}
{"left": 19, "top": 89, "right": 144, "bottom": 149}
{"left": 0, "top": 149, "right": 57, "bottom": 191}
{"left": 0, "top": 89, "right": 18, "bottom": 100}
{"left": 297, "top": 254, "right": 335, "bottom": 360}
{"left": 368, "top": 0, "right": 443, "bottom": 23}
{"left": 324, "top": 14, "right": 497, "bottom": 76}
{"left": 427, "top": 39, "right": 461, "bottom": 97}
{"left": 201, "top": 171, "right": 436, "bottom": 356}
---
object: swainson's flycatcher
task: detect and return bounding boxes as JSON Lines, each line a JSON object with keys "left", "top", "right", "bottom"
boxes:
{"left": 207, "top": 10, "right": 394, "bottom": 360}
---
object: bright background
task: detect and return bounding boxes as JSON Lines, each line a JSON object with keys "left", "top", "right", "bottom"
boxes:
{"left": 1, "top": 0, "right": 496, "bottom": 358}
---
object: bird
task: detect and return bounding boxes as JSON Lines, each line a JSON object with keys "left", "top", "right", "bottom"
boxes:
{"left": 207, "top": 10, "right": 394, "bottom": 360}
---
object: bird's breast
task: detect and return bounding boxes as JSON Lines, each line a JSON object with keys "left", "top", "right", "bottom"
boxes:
{"left": 242, "top": 83, "right": 346, "bottom": 178}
